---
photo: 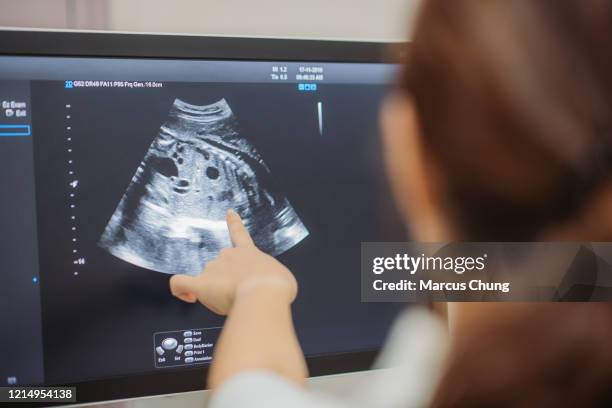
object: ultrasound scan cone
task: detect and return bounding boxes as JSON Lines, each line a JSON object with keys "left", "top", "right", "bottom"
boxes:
{"left": 99, "top": 98, "right": 309, "bottom": 275}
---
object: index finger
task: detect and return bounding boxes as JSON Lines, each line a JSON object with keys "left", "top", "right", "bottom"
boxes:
{"left": 226, "top": 209, "right": 255, "bottom": 247}
{"left": 169, "top": 274, "right": 199, "bottom": 303}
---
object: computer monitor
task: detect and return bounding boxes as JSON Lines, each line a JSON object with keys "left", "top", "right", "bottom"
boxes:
{"left": 0, "top": 30, "right": 407, "bottom": 403}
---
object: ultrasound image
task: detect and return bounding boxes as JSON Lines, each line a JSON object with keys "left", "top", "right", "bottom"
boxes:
{"left": 99, "top": 98, "right": 309, "bottom": 275}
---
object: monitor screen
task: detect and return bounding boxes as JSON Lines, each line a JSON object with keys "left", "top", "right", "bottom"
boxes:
{"left": 0, "top": 42, "right": 405, "bottom": 390}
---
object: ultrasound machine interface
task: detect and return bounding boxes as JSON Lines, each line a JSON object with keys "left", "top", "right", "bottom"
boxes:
{"left": 0, "top": 35, "right": 405, "bottom": 399}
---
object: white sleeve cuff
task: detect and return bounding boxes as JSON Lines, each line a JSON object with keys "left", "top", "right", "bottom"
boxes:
{"left": 210, "top": 370, "right": 347, "bottom": 408}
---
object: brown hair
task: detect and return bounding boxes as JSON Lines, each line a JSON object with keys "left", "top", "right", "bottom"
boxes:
{"left": 403, "top": 0, "right": 612, "bottom": 241}
{"left": 432, "top": 303, "right": 612, "bottom": 407}
{"left": 400, "top": 1, "right": 612, "bottom": 406}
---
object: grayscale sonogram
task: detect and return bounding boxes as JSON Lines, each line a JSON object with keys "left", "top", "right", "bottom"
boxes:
{"left": 98, "top": 98, "right": 309, "bottom": 275}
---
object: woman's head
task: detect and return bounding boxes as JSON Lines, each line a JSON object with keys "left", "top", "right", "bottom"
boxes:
{"left": 381, "top": 1, "right": 612, "bottom": 405}
{"left": 383, "top": 0, "right": 612, "bottom": 241}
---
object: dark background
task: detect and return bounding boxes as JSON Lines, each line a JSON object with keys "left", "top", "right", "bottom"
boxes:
{"left": 31, "top": 80, "right": 406, "bottom": 384}
{"left": 0, "top": 81, "right": 45, "bottom": 385}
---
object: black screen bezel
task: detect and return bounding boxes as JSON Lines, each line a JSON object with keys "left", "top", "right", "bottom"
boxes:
{"left": 0, "top": 29, "right": 404, "bottom": 404}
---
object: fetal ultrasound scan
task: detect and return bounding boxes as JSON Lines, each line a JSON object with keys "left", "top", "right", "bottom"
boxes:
{"left": 99, "top": 98, "right": 309, "bottom": 275}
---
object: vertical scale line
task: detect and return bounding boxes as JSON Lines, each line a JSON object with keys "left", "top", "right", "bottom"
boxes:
{"left": 317, "top": 102, "right": 323, "bottom": 136}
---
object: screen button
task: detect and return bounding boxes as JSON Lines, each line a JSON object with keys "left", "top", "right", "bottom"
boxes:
{"left": 161, "top": 337, "right": 178, "bottom": 351}
{"left": 153, "top": 327, "right": 220, "bottom": 368}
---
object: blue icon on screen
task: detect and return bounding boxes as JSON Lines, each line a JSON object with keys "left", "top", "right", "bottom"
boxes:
{"left": 65, "top": 80, "right": 74, "bottom": 89}
{"left": 32, "top": 277, "right": 38, "bottom": 284}
{"left": 298, "top": 83, "right": 317, "bottom": 92}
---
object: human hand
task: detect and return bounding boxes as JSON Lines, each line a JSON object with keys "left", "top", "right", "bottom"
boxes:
{"left": 169, "top": 209, "right": 298, "bottom": 315}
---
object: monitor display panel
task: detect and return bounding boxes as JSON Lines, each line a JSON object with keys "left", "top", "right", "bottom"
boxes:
{"left": 0, "top": 31, "right": 406, "bottom": 402}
